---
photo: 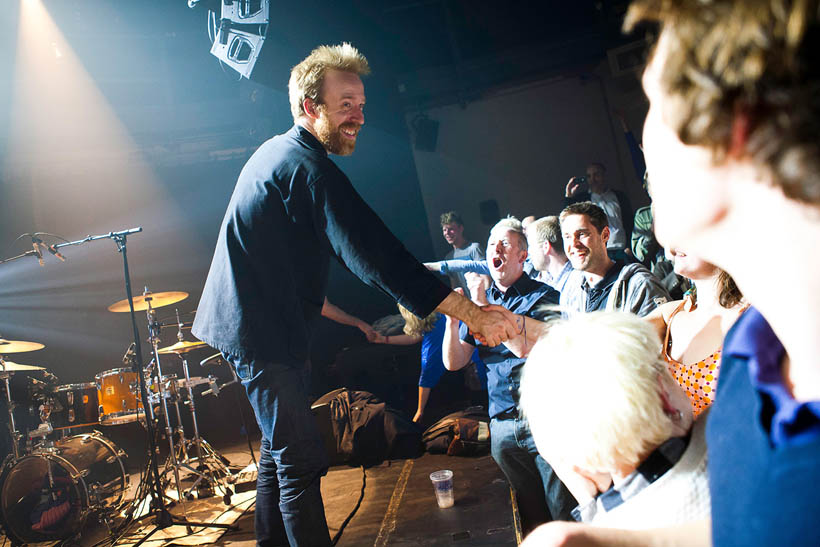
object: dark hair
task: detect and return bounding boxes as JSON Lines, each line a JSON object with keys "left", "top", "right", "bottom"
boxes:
{"left": 625, "top": 0, "right": 820, "bottom": 204}
{"left": 559, "top": 202, "right": 609, "bottom": 233}
{"left": 717, "top": 269, "right": 743, "bottom": 309}
{"left": 440, "top": 211, "right": 464, "bottom": 227}
{"left": 587, "top": 162, "right": 607, "bottom": 173}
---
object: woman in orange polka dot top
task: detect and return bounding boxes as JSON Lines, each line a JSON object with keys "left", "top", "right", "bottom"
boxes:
{"left": 645, "top": 250, "right": 746, "bottom": 418}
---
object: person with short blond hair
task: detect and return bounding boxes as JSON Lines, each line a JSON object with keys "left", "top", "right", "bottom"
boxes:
{"left": 288, "top": 42, "right": 370, "bottom": 123}
{"left": 526, "top": 216, "right": 573, "bottom": 293}
{"left": 519, "top": 312, "right": 709, "bottom": 529}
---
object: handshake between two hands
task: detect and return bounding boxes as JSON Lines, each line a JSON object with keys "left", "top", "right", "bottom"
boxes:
{"left": 469, "top": 304, "right": 520, "bottom": 347}
{"left": 452, "top": 287, "right": 520, "bottom": 347}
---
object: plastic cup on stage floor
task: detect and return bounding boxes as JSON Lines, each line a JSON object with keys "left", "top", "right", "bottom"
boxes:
{"left": 429, "top": 469, "right": 454, "bottom": 508}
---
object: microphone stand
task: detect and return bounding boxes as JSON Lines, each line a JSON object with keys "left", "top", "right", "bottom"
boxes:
{"left": 1, "top": 227, "right": 233, "bottom": 542}
{"left": 109, "top": 229, "right": 181, "bottom": 537}
{"left": 107, "top": 229, "right": 233, "bottom": 545}
{"left": 0, "top": 229, "right": 143, "bottom": 265}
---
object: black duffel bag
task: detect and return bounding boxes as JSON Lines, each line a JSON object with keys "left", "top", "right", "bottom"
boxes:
{"left": 311, "top": 388, "right": 422, "bottom": 467}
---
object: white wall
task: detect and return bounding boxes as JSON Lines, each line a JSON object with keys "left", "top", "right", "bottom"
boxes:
{"left": 410, "top": 62, "right": 649, "bottom": 259}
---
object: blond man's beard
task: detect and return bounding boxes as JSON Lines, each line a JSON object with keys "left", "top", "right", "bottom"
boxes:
{"left": 315, "top": 109, "right": 357, "bottom": 156}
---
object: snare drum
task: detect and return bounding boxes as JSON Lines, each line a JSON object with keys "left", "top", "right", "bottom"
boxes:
{"left": 50, "top": 383, "right": 99, "bottom": 429}
{"left": 95, "top": 368, "right": 143, "bottom": 425}
{"left": 0, "top": 432, "right": 127, "bottom": 545}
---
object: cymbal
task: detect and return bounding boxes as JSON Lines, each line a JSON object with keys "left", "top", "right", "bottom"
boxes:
{"left": 0, "top": 339, "right": 45, "bottom": 353}
{"left": 0, "top": 361, "right": 46, "bottom": 372}
{"left": 157, "top": 340, "right": 208, "bottom": 355}
{"left": 108, "top": 291, "right": 188, "bottom": 313}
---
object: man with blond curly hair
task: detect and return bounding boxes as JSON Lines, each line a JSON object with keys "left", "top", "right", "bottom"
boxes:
{"left": 194, "top": 43, "right": 515, "bottom": 546}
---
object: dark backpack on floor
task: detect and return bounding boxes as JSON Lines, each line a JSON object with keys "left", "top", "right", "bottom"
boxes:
{"left": 311, "top": 388, "right": 422, "bottom": 467}
{"left": 422, "top": 406, "right": 491, "bottom": 456}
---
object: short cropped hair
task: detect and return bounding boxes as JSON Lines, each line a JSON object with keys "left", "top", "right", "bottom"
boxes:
{"left": 559, "top": 202, "right": 609, "bottom": 233}
{"left": 439, "top": 211, "right": 464, "bottom": 227}
{"left": 625, "top": 0, "right": 820, "bottom": 204}
{"left": 528, "top": 216, "right": 565, "bottom": 255}
{"left": 491, "top": 216, "right": 527, "bottom": 251}
{"left": 520, "top": 312, "right": 677, "bottom": 472}
{"left": 288, "top": 43, "right": 371, "bottom": 122}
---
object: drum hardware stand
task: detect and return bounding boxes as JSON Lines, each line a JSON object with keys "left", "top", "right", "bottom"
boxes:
{"left": 157, "top": 312, "right": 235, "bottom": 503}
{"left": 142, "top": 291, "right": 192, "bottom": 528}
{"left": 101, "top": 230, "right": 231, "bottom": 545}
{"left": 0, "top": 362, "right": 21, "bottom": 459}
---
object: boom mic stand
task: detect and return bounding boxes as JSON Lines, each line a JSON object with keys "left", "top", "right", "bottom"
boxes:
{"left": 46, "top": 228, "right": 232, "bottom": 544}
{"left": 0, "top": 228, "right": 235, "bottom": 542}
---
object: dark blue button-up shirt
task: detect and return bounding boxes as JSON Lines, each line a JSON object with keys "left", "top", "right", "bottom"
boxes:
{"left": 460, "top": 274, "right": 558, "bottom": 418}
{"left": 707, "top": 306, "right": 820, "bottom": 546}
{"left": 722, "top": 306, "right": 820, "bottom": 445}
{"left": 193, "top": 125, "right": 451, "bottom": 366}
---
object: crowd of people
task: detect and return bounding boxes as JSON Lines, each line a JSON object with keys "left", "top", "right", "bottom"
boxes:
{"left": 192, "top": 0, "right": 820, "bottom": 544}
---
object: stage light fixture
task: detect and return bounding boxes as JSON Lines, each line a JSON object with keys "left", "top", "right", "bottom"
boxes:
{"left": 207, "top": 0, "right": 269, "bottom": 80}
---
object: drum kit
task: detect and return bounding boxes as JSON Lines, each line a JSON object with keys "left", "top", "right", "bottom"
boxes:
{"left": 0, "top": 290, "right": 240, "bottom": 546}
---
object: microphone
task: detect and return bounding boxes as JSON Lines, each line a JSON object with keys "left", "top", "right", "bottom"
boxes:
{"left": 31, "top": 236, "right": 44, "bottom": 267}
{"left": 122, "top": 342, "right": 137, "bottom": 365}
{"left": 45, "top": 244, "right": 66, "bottom": 262}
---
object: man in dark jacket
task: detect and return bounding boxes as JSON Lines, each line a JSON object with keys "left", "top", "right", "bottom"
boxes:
{"left": 193, "top": 43, "right": 513, "bottom": 546}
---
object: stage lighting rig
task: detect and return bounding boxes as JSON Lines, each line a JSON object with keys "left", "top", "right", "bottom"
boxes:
{"left": 198, "top": 0, "right": 269, "bottom": 80}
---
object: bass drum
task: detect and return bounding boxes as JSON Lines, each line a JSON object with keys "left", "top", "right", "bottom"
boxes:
{"left": 0, "top": 432, "right": 128, "bottom": 545}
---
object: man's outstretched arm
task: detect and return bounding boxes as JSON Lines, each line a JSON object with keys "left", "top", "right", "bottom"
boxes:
{"left": 322, "top": 298, "right": 378, "bottom": 341}
{"left": 520, "top": 518, "right": 711, "bottom": 547}
{"left": 442, "top": 309, "right": 476, "bottom": 371}
{"left": 424, "top": 259, "right": 490, "bottom": 276}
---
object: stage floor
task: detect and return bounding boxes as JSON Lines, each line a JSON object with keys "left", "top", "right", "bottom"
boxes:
{"left": 212, "top": 441, "right": 519, "bottom": 546}
{"left": 0, "top": 438, "right": 518, "bottom": 546}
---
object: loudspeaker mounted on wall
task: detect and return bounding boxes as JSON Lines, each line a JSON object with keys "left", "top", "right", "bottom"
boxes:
{"left": 479, "top": 200, "right": 500, "bottom": 226}
{"left": 412, "top": 114, "right": 439, "bottom": 152}
{"left": 207, "top": 0, "right": 273, "bottom": 84}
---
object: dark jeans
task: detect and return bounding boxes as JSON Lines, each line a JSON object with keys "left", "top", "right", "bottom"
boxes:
{"left": 230, "top": 356, "right": 331, "bottom": 547}
{"left": 490, "top": 415, "right": 576, "bottom": 536}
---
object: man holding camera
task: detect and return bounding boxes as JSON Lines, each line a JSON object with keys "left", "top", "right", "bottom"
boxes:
{"left": 564, "top": 162, "right": 633, "bottom": 261}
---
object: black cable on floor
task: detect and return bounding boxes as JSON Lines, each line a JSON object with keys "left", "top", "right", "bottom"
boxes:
{"left": 331, "top": 465, "right": 366, "bottom": 546}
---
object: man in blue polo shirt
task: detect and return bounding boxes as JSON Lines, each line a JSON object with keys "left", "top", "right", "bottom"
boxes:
{"left": 521, "top": 1, "right": 820, "bottom": 545}
{"left": 442, "top": 217, "right": 576, "bottom": 536}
